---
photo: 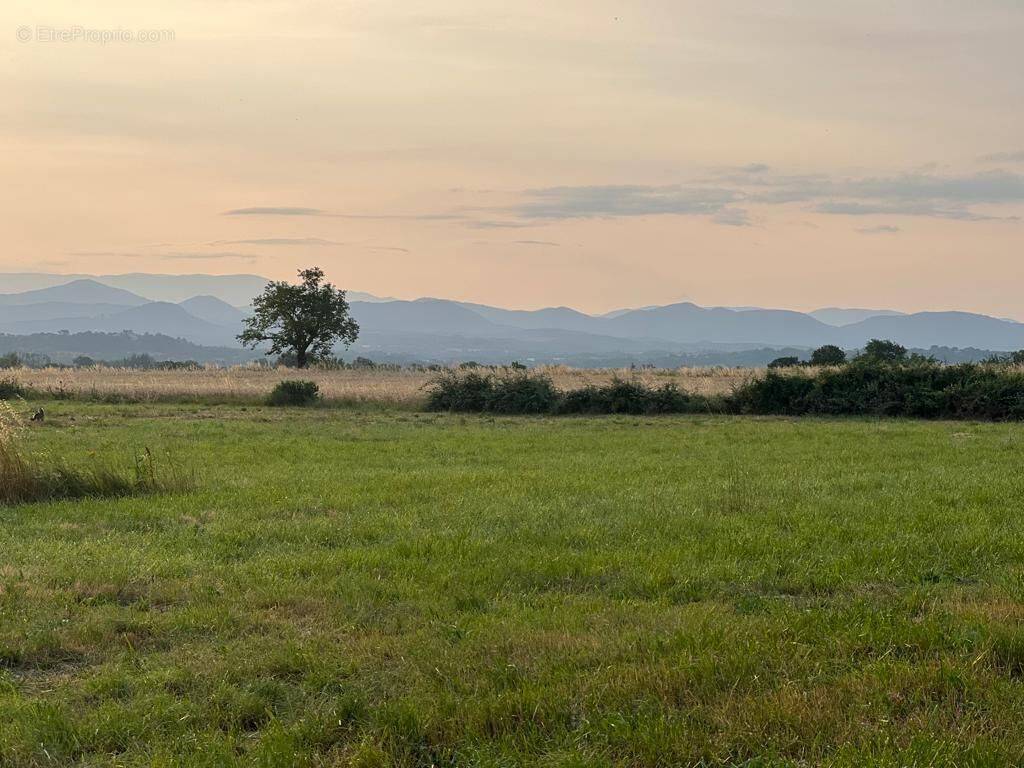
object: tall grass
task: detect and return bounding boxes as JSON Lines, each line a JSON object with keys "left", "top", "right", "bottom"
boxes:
{"left": 4, "top": 365, "right": 755, "bottom": 407}
{"left": 0, "top": 403, "right": 192, "bottom": 505}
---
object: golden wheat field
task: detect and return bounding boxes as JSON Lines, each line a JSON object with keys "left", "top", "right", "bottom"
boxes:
{"left": 6, "top": 364, "right": 765, "bottom": 407}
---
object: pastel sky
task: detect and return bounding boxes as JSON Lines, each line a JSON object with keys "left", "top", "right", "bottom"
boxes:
{"left": 4, "top": 0, "right": 1024, "bottom": 315}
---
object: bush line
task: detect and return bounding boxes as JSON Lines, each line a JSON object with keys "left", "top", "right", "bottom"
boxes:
{"left": 426, "top": 360, "right": 1024, "bottom": 420}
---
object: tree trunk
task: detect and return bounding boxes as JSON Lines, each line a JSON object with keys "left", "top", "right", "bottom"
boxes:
{"left": 295, "top": 348, "right": 308, "bottom": 368}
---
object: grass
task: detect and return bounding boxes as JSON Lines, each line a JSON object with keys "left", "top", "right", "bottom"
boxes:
{"left": 1, "top": 403, "right": 1024, "bottom": 765}
{"left": 0, "top": 403, "right": 191, "bottom": 506}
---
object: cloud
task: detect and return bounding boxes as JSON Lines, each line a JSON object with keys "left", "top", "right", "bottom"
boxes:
{"left": 366, "top": 246, "right": 410, "bottom": 253}
{"left": 513, "top": 240, "right": 560, "bottom": 246}
{"left": 221, "top": 206, "right": 461, "bottom": 221}
{"left": 743, "top": 169, "right": 1024, "bottom": 220}
{"left": 222, "top": 207, "right": 327, "bottom": 216}
{"left": 856, "top": 225, "right": 902, "bottom": 234}
{"left": 979, "top": 151, "right": 1024, "bottom": 164}
{"left": 514, "top": 185, "right": 739, "bottom": 219}
{"left": 219, "top": 168, "right": 1024, "bottom": 231}
{"left": 813, "top": 201, "right": 991, "bottom": 220}
{"left": 209, "top": 237, "right": 343, "bottom": 246}
{"left": 712, "top": 208, "right": 752, "bottom": 227}
{"left": 834, "top": 171, "right": 1024, "bottom": 204}
{"left": 464, "top": 220, "right": 535, "bottom": 229}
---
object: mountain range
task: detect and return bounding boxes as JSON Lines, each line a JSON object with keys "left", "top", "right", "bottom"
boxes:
{"left": 0, "top": 273, "right": 1022, "bottom": 364}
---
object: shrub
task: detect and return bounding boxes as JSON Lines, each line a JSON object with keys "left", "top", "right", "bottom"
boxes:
{"left": 267, "top": 380, "right": 321, "bottom": 407}
{"left": 728, "top": 359, "right": 1024, "bottom": 420}
{"left": 809, "top": 345, "right": 847, "bottom": 366}
{"left": 486, "top": 371, "right": 559, "bottom": 414}
{"left": 0, "top": 353, "right": 21, "bottom": 369}
{"left": 556, "top": 379, "right": 644, "bottom": 414}
{"left": 768, "top": 356, "right": 801, "bottom": 369}
{"left": 425, "top": 371, "right": 493, "bottom": 412}
{"left": 0, "top": 377, "right": 26, "bottom": 400}
{"left": 728, "top": 371, "right": 816, "bottom": 415}
{"left": 428, "top": 371, "right": 714, "bottom": 416}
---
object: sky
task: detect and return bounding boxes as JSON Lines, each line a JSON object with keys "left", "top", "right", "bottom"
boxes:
{"left": 3, "top": 0, "right": 1024, "bottom": 316}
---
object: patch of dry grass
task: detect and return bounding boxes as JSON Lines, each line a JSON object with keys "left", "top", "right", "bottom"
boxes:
{"left": 7, "top": 364, "right": 767, "bottom": 407}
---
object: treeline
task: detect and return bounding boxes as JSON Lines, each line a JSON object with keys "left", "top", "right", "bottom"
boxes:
{"left": 769, "top": 340, "right": 1024, "bottom": 369}
{"left": 426, "top": 340, "right": 1024, "bottom": 421}
{"left": 0, "top": 352, "right": 202, "bottom": 371}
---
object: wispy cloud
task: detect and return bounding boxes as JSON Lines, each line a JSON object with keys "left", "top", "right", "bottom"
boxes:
{"left": 814, "top": 202, "right": 991, "bottom": 220}
{"left": 209, "top": 237, "right": 343, "bottom": 246}
{"left": 222, "top": 207, "right": 327, "bottom": 216}
{"left": 713, "top": 208, "right": 752, "bottom": 227}
{"left": 514, "top": 185, "right": 739, "bottom": 220}
{"left": 502, "top": 168, "right": 1024, "bottom": 225}
{"left": 222, "top": 168, "right": 1024, "bottom": 231}
{"left": 856, "top": 225, "right": 902, "bottom": 235}
{"left": 979, "top": 151, "right": 1024, "bottom": 164}
{"left": 513, "top": 239, "right": 560, "bottom": 246}
{"left": 465, "top": 220, "right": 535, "bottom": 229}
{"left": 221, "top": 206, "right": 460, "bottom": 221}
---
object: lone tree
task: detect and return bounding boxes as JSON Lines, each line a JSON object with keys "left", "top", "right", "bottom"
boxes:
{"left": 809, "top": 344, "right": 847, "bottom": 366}
{"left": 238, "top": 267, "right": 359, "bottom": 368}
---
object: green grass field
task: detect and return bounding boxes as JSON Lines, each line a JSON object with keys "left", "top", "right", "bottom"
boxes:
{"left": 2, "top": 404, "right": 1024, "bottom": 766}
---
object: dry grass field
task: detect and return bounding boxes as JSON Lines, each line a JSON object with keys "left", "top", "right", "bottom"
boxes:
{"left": 6, "top": 365, "right": 766, "bottom": 407}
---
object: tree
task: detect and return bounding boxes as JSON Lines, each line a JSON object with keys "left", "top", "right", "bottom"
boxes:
{"left": 768, "top": 356, "right": 801, "bottom": 369}
{"left": 809, "top": 344, "right": 846, "bottom": 366}
{"left": 858, "top": 339, "right": 907, "bottom": 364}
{"left": 238, "top": 267, "right": 359, "bottom": 368}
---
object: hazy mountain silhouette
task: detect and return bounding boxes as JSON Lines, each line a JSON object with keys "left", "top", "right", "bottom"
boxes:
{"left": 810, "top": 307, "right": 906, "bottom": 326}
{"left": 2, "top": 302, "right": 235, "bottom": 346}
{"left": 349, "top": 299, "right": 506, "bottom": 336}
{"left": 0, "top": 302, "right": 134, "bottom": 324}
{"left": 1, "top": 273, "right": 1023, "bottom": 360}
{"left": 602, "top": 303, "right": 835, "bottom": 346}
{"left": 456, "top": 302, "right": 599, "bottom": 333}
{"left": 836, "top": 312, "right": 1024, "bottom": 350}
{"left": 0, "top": 279, "right": 149, "bottom": 307}
{"left": 178, "top": 296, "right": 248, "bottom": 326}
{"left": 95, "top": 274, "right": 270, "bottom": 305}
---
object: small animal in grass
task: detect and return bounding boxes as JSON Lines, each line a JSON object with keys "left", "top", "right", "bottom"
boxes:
{"left": 30, "top": 408, "right": 44, "bottom": 423}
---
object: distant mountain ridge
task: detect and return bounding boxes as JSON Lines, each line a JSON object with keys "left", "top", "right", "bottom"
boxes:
{"left": 0, "top": 279, "right": 149, "bottom": 307}
{"left": 0, "top": 273, "right": 1022, "bottom": 363}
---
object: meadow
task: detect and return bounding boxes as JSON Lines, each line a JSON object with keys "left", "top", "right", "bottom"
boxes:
{"left": 2, "top": 401, "right": 1024, "bottom": 765}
